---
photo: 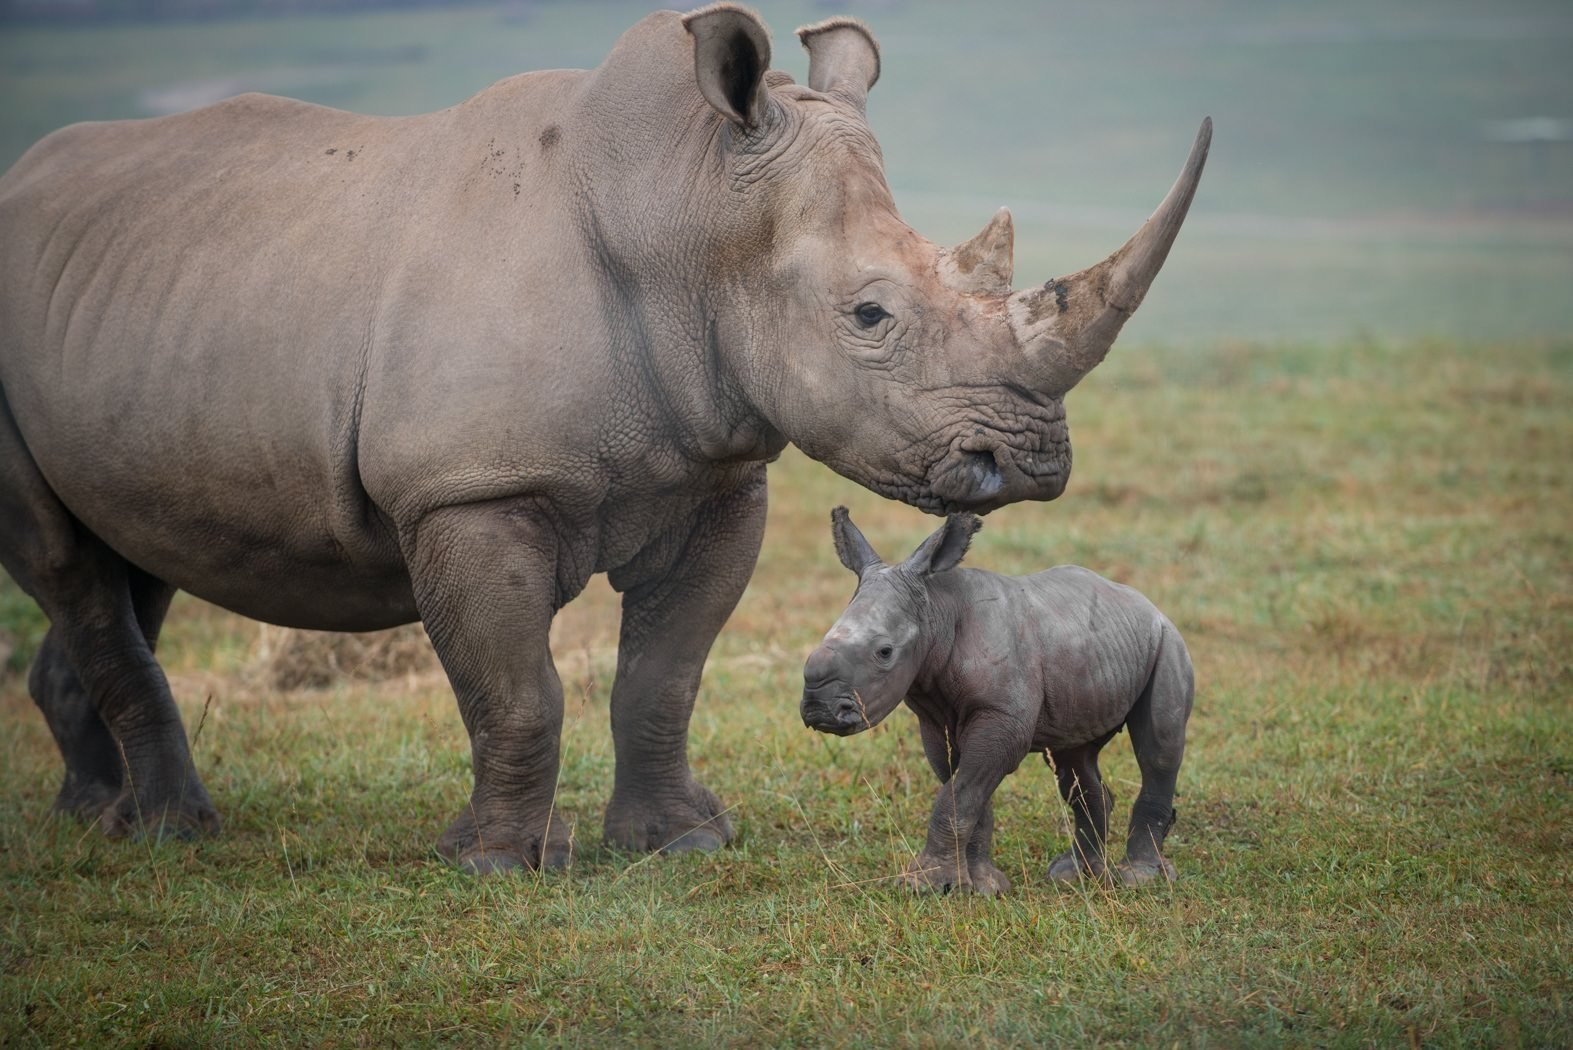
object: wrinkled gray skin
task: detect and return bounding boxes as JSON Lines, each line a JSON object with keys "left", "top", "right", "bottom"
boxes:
{"left": 803, "top": 508, "right": 1195, "bottom": 894}
{"left": 0, "top": 3, "right": 1206, "bottom": 873}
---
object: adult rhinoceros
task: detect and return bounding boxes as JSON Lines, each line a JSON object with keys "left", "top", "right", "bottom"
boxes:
{"left": 0, "top": 4, "right": 1208, "bottom": 872}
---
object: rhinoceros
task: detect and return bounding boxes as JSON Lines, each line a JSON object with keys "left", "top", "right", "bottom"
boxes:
{"left": 0, "top": 4, "right": 1209, "bottom": 872}
{"left": 802, "top": 508, "right": 1195, "bottom": 894}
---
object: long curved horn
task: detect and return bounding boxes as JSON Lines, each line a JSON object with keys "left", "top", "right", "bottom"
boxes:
{"left": 1009, "top": 117, "right": 1212, "bottom": 393}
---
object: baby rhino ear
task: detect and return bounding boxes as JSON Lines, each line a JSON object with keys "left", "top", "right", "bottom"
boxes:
{"left": 830, "top": 506, "right": 881, "bottom": 575}
{"left": 905, "top": 513, "right": 981, "bottom": 576}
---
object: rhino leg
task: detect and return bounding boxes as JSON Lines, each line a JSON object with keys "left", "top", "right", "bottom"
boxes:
{"left": 916, "top": 717, "right": 1010, "bottom": 895}
{"left": 0, "top": 392, "right": 216, "bottom": 840}
{"left": 904, "top": 716, "right": 1023, "bottom": 895}
{"left": 27, "top": 589, "right": 179, "bottom": 821}
{"left": 30, "top": 568, "right": 180, "bottom": 820}
{"left": 1047, "top": 741, "right": 1114, "bottom": 884}
{"left": 601, "top": 474, "right": 767, "bottom": 855}
{"left": 405, "top": 500, "right": 577, "bottom": 875}
{"left": 1117, "top": 625, "right": 1194, "bottom": 886}
{"left": 964, "top": 800, "right": 1012, "bottom": 896}
{"left": 27, "top": 630, "right": 122, "bottom": 819}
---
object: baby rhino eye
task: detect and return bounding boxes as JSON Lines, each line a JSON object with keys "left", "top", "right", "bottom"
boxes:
{"left": 875, "top": 644, "right": 895, "bottom": 661}
{"left": 854, "top": 302, "right": 890, "bottom": 328}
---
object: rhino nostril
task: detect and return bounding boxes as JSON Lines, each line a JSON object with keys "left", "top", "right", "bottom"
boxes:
{"left": 961, "top": 450, "right": 1003, "bottom": 499}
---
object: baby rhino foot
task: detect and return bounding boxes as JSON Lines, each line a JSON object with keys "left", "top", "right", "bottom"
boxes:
{"left": 967, "top": 858, "right": 1012, "bottom": 897}
{"left": 900, "top": 853, "right": 1010, "bottom": 896}
{"left": 901, "top": 852, "right": 972, "bottom": 895}
{"left": 1046, "top": 847, "right": 1108, "bottom": 885}
{"left": 1114, "top": 855, "right": 1176, "bottom": 886}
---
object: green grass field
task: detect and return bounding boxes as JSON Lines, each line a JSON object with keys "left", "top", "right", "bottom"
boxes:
{"left": 4, "top": 337, "right": 1569, "bottom": 1046}
{"left": 3, "top": 2, "right": 1572, "bottom": 1046}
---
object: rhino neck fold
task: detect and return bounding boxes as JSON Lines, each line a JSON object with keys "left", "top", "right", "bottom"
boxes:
{"left": 912, "top": 578, "right": 965, "bottom": 698}
{"left": 682, "top": 324, "right": 789, "bottom": 466}
{"left": 620, "top": 308, "right": 787, "bottom": 470}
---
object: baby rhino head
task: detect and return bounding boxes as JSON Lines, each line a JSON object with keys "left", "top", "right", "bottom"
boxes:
{"left": 802, "top": 507, "right": 981, "bottom": 735}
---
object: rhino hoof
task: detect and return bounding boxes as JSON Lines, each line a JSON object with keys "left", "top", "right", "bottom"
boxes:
{"left": 1046, "top": 848, "right": 1107, "bottom": 885}
{"left": 452, "top": 836, "right": 573, "bottom": 875}
{"left": 99, "top": 790, "right": 221, "bottom": 842}
{"left": 602, "top": 781, "right": 734, "bottom": 855}
{"left": 1114, "top": 857, "right": 1176, "bottom": 886}
{"left": 901, "top": 852, "right": 973, "bottom": 895}
{"left": 659, "top": 824, "right": 729, "bottom": 855}
{"left": 968, "top": 860, "right": 1012, "bottom": 896}
{"left": 438, "top": 806, "right": 573, "bottom": 874}
{"left": 458, "top": 849, "right": 525, "bottom": 876}
{"left": 51, "top": 777, "right": 121, "bottom": 823}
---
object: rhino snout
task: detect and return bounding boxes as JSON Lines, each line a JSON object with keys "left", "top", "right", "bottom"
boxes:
{"left": 800, "top": 690, "right": 871, "bottom": 735}
{"left": 928, "top": 443, "right": 1067, "bottom": 514}
{"left": 802, "top": 644, "right": 872, "bottom": 734}
{"left": 803, "top": 643, "right": 845, "bottom": 688}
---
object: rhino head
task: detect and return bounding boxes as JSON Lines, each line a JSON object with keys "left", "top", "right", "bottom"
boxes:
{"left": 801, "top": 507, "right": 979, "bottom": 734}
{"left": 671, "top": 6, "right": 1210, "bottom": 514}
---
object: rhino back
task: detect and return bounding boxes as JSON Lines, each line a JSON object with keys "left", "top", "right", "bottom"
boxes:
{"left": 934, "top": 566, "right": 1169, "bottom": 751}
{"left": 0, "top": 72, "right": 617, "bottom": 627}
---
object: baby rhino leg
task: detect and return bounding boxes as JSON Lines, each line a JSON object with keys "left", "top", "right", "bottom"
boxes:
{"left": 964, "top": 800, "right": 1010, "bottom": 896}
{"left": 904, "top": 718, "right": 1014, "bottom": 896}
{"left": 1118, "top": 625, "right": 1195, "bottom": 885}
{"left": 1046, "top": 741, "right": 1114, "bottom": 883}
{"left": 916, "top": 720, "right": 1011, "bottom": 895}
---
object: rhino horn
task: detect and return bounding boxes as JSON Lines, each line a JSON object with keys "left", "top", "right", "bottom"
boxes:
{"left": 1008, "top": 117, "right": 1212, "bottom": 394}
{"left": 939, "top": 207, "right": 1015, "bottom": 295}
{"left": 797, "top": 17, "right": 880, "bottom": 112}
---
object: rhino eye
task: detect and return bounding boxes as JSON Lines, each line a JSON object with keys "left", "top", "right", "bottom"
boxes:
{"left": 854, "top": 302, "right": 890, "bottom": 328}
{"left": 875, "top": 644, "right": 895, "bottom": 661}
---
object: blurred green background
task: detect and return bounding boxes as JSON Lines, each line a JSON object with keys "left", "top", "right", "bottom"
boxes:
{"left": 3, "top": 0, "right": 1571, "bottom": 347}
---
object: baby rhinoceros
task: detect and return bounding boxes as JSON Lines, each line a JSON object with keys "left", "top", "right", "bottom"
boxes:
{"left": 801, "top": 508, "right": 1195, "bottom": 895}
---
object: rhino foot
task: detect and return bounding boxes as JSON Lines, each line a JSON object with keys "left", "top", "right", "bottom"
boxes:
{"left": 900, "top": 851, "right": 974, "bottom": 895}
{"left": 1114, "top": 856, "right": 1176, "bottom": 886}
{"left": 52, "top": 773, "right": 122, "bottom": 823}
{"left": 437, "top": 806, "right": 573, "bottom": 875}
{"left": 99, "top": 782, "right": 221, "bottom": 843}
{"left": 967, "top": 858, "right": 1012, "bottom": 897}
{"left": 1046, "top": 847, "right": 1109, "bottom": 885}
{"left": 603, "top": 778, "right": 733, "bottom": 855}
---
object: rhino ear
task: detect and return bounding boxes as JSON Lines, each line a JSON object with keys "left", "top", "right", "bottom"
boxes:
{"left": 796, "top": 17, "right": 879, "bottom": 112}
{"left": 830, "top": 506, "right": 881, "bottom": 576}
{"left": 904, "top": 514, "right": 981, "bottom": 576}
{"left": 683, "top": 3, "right": 773, "bottom": 130}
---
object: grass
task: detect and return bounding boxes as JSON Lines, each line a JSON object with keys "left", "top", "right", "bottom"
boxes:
{"left": 1, "top": 3, "right": 1570, "bottom": 1042}
{"left": 3, "top": 336, "right": 1570, "bottom": 1046}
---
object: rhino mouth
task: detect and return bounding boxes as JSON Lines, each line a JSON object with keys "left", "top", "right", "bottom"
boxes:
{"left": 912, "top": 392, "right": 1071, "bottom": 513}
{"left": 926, "top": 443, "right": 1068, "bottom": 514}
{"left": 800, "top": 690, "right": 877, "bottom": 735}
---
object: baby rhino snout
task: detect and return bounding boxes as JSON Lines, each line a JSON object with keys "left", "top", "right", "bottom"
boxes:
{"left": 803, "top": 645, "right": 840, "bottom": 689}
{"left": 801, "top": 644, "right": 867, "bottom": 735}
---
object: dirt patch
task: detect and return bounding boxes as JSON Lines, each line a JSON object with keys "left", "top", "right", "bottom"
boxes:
{"left": 250, "top": 623, "right": 438, "bottom": 692}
